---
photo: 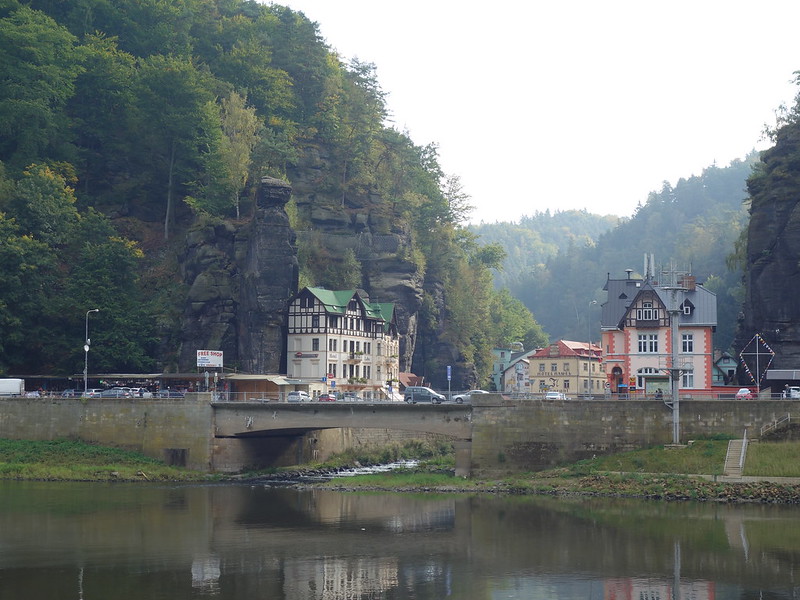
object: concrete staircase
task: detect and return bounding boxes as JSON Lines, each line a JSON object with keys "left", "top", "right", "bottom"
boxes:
{"left": 723, "top": 439, "right": 745, "bottom": 477}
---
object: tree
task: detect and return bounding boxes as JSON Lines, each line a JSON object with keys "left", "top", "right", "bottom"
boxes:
{"left": 0, "top": 4, "right": 84, "bottom": 170}
{"left": 132, "top": 55, "right": 223, "bottom": 238}
{"left": 219, "top": 91, "right": 260, "bottom": 218}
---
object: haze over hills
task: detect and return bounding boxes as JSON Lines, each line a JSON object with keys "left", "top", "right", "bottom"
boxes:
{"left": 471, "top": 154, "right": 756, "bottom": 352}
{"left": 0, "top": 0, "right": 787, "bottom": 388}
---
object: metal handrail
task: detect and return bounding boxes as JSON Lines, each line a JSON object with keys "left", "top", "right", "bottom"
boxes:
{"left": 739, "top": 428, "right": 748, "bottom": 470}
{"left": 760, "top": 414, "right": 791, "bottom": 437}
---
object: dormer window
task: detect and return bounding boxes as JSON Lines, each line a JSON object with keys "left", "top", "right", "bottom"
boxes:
{"left": 637, "top": 301, "right": 658, "bottom": 321}
{"left": 681, "top": 300, "right": 694, "bottom": 315}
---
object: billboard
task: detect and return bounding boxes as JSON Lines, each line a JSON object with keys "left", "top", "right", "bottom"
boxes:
{"left": 197, "top": 350, "right": 223, "bottom": 368}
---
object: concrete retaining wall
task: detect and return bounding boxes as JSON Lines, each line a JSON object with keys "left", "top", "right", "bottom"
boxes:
{"left": 0, "top": 397, "right": 214, "bottom": 471}
{"left": 469, "top": 396, "right": 798, "bottom": 477}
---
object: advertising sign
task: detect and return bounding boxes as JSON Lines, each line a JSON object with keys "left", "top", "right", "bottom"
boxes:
{"left": 197, "top": 350, "right": 223, "bottom": 368}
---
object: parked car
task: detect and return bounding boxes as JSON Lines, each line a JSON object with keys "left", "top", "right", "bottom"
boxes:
{"left": 317, "top": 393, "right": 336, "bottom": 402}
{"left": 545, "top": 391, "right": 567, "bottom": 400}
{"left": 403, "top": 386, "right": 445, "bottom": 404}
{"left": 129, "top": 387, "right": 153, "bottom": 398}
{"left": 736, "top": 388, "right": 753, "bottom": 399}
{"left": 83, "top": 389, "right": 103, "bottom": 398}
{"left": 287, "top": 391, "right": 310, "bottom": 402}
{"left": 101, "top": 388, "right": 131, "bottom": 398}
{"left": 157, "top": 389, "right": 185, "bottom": 398}
{"left": 452, "top": 389, "right": 489, "bottom": 404}
{"left": 61, "top": 389, "right": 78, "bottom": 398}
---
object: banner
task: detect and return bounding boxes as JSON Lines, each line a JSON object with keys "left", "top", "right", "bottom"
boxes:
{"left": 197, "top": 350, "right": 223, "bottom": 368}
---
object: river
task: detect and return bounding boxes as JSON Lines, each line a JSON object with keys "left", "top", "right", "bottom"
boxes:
{"left": 0, "top": 480, "right": 798, "bottom": 599}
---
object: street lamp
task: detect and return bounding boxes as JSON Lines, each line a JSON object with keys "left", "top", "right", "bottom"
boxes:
{"left": 585, "top": 300, "right": 597, "bottom": 398}
{"left": 84, "top": 309, "right": 100, "bottom": 393}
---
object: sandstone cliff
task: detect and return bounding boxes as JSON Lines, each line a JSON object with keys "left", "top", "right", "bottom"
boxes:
{"left": 735, "top": 124, "right": 800, "bottom": 372}
{"left": 176, "top": 177, "right": 298, "bottom": 373}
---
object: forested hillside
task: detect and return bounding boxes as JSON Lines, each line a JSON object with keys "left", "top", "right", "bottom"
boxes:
{"left": 473, "top": 156, "right": 755, "bottom": 351}
{"left": 0, "top": 0, "right": 547, "bottom": 386}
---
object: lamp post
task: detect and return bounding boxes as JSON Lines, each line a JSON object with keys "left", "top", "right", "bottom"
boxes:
{"left": 84, "top": 309, "right": 100, "bottom": 393}
{"left": 585, "top": 300, "right": 597, "bottom": 398}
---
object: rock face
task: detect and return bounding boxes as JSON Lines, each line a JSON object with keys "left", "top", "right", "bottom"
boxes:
{"left": 735, "top": 125, "right": 800, "bottom": 372}
{"left": 176, "top": 177, "right": 298, "bottom": 373}
{"left": 288, "top": 147, "right": 426, "bottom": 374}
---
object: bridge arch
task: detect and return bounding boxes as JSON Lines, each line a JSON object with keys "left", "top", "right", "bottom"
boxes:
{"left": 211, "top": 402, "right": 473, "bottom": 475}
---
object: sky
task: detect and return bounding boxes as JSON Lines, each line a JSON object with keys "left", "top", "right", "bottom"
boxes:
{"left": 269, "top": 1, "right": 800, "bottom": 224}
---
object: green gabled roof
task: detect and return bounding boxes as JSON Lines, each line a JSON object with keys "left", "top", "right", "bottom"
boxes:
{"left": 303, "top": 287, "right": 396, "bottom": 328}
{"left": 305, "top": 287, "right": 357, "bottom": 315}
{"left": 373, "top": 302, "right": 395, "bottom": 332}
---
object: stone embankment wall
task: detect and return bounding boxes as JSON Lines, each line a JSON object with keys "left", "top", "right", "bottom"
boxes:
{"left": 3, "top": 395, "right": 797, "bottom": 475}
{"left": 469, "top": 396, "right": 799, "bottom": 477}
{"left": 0, "top": 396, "right": 214, "bottom": 471}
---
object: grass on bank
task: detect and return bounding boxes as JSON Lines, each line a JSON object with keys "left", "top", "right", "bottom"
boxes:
{"left": 0, "top": 439, "right": 204, "bottom": 481}
{"left": 744, "top": 442, "right": 800, "bottom": 477}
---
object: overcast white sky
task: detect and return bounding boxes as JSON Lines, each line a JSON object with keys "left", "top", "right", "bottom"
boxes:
{"left": 270, "top": 1, "right": 800, "bottom": 224}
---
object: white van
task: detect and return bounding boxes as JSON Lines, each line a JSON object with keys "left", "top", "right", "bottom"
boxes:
{"left": 787, "top": 386, "right": 800, "bottom": 399}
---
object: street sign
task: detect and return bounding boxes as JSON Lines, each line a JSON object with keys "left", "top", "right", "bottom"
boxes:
{"left": 447, "top": 365, "right": 451, "bottom": 381}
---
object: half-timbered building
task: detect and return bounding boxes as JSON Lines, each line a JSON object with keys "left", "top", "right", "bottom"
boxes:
{"left": 600, "top": 263, "right": 717, "bottom": 395}
{"left": 286, "top": 287, "right": 400, "bottom": 399}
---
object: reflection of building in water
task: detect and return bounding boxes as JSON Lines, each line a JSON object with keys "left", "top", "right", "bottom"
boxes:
{"left": 385, "top": 508, "right": 454, "bottom": 533}
{"left": 283, "top": 557, "right": 398, "bottom": 599}
{"left": 191, "top": 554, "right": 221, "bottom": 593}
{"left": 604, "top": 578, "right": 715, "bottom": 599}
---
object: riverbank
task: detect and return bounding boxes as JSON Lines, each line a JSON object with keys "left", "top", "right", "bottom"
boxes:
{"left": 309, "top": 469, "right": 800, "bottom": 504}
{"left": 4, "top": 437, "right": 800, "bottom": 504}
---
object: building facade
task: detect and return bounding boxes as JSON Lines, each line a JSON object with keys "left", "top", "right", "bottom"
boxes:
{"left": 600, "top": 265, "right": 717, "bottom": 395}
{"left": 526, "top": 340, "right": 604, "bottom": 397}
{"left": 286, "top": 287, "right": 400, "bottom": 399}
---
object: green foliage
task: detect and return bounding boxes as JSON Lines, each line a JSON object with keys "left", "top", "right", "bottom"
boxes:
{"left": 474, "top": 158, "right": 756, "bottom": 351}
{"left": 0, "top": 4, "right": 85, "bottom": 170}
{"left": 0, "top": 438, "right": 202, "bottom": 481}
{"left": 0, "top": 0, "right": 552, "bottom": 386}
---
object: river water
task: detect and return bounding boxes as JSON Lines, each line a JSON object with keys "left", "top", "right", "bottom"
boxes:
{"left": 0, "top": 480, "right": 798, "bottom": 599}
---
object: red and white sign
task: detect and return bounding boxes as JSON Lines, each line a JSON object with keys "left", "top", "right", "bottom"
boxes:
{"left": 197, "top": 350, "right": 223, "bottom": 368}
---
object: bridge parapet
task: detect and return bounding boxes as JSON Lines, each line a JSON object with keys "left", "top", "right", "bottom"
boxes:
{"left": 212, "top": 401, "right": 473, "bottom": 440}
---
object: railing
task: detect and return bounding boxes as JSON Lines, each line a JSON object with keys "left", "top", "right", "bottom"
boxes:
{"left": 211, "top": 391, "right": 399, "bottom": 403}
{"left": 739, "top": 428, "right": 748, "bottom": 470}
{"left": 760, "top": 414, "right": 791, "bottom": 437}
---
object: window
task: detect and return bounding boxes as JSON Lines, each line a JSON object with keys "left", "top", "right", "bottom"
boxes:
{"left": 637, "top": 301, "right": 658, "bottom": 321}
{"left": 564, "top": 380, "right": 570, "bottom": 390}
{"left": 682, "top": 333, "right": 694, "bottom": 353}
{"left": 539, "top": 363, "right": 545, "bottom": 372}
{"left": 329, "top": 315, "right": 339, "bottom": 328}
{"left": 312, "top": 338, "right": 319, "bottom": 351}
{"left": 300, "top": 296, "right": 313, "bottom": 308}
{"left": 636, "top": 367, "right": 659, "bottom": 389}
{"left": 638, "top": 334, "right": 658, "bottom": 353}
{"left": 563, "top": 363, "right": 570, "bottom": 371}
{"left": 377, "top": 342, "right": 382, "bottom": 356}
{"left": 551, "top": 363, "right": 557, "bottom": 372}
{"left": 583, "top": 362, "right": 588, "bottom": 371}
{"left": 682, "top": 371, "right": 694, "bottom": 388}
{"left": 311, "top": 315, "right": 319, "bottom": 328}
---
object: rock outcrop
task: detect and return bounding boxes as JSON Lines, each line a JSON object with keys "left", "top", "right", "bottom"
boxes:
{"left": 176, "top": 177, "right": 297, "bottom": 373}
{"left": 735, "top": 125, "right": 800, "bottom": 371}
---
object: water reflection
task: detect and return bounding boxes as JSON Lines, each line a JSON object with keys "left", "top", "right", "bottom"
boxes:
{"left": 0, "top": 481, "right": 799, "bottom": 599}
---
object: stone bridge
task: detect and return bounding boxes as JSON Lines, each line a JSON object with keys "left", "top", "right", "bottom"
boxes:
{"left": 212, "top": 400, "right": 474, "bottom": 476}
{"left": 2, "top": 394, "right": 799, "bottom": 477}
